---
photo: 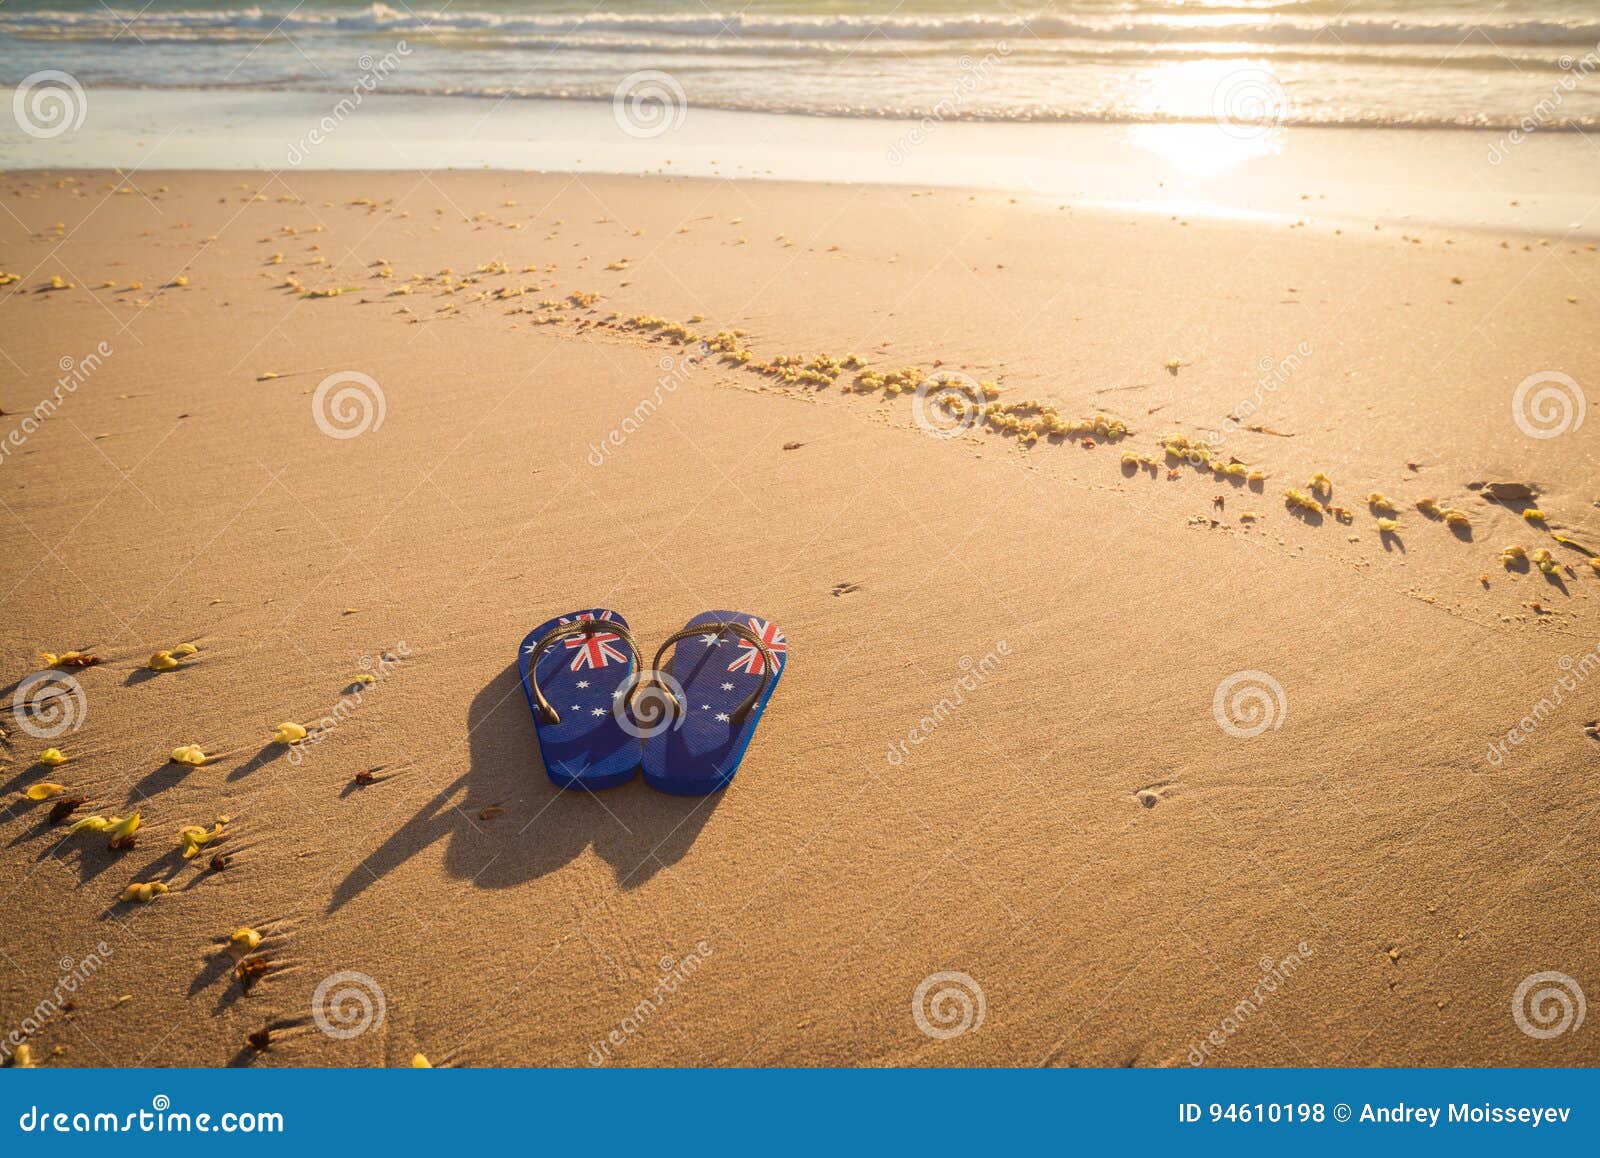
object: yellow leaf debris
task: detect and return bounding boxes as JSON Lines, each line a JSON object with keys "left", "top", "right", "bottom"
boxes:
{"left": 272, "top": 722, "right": 309, "bottom": 745}
{"left": 178, "top": 817, "right": 229, "bottom": 859}
{"left": 106, "top": 813, "right": 141, "bottom": 849}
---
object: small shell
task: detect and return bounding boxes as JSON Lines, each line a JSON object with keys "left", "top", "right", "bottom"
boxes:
{"left": 119, "top": 881, "right": 169, "bottom": 903}
{"left": 24, "top": 782, "right": 68, "bottom": 800}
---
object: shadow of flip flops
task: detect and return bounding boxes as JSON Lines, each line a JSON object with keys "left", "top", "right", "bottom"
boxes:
{"left": 326, "top": 660, "right": 721, "bottom": 912}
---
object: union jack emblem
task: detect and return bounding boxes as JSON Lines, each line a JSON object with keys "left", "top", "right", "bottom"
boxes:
{"left": 727, "top": 618, "right": 786, "bottom": 676}
{"left": 560, "top": 611, "right": 627, "bottom": 671}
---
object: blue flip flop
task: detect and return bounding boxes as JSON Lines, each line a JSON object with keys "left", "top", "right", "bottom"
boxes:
{"left": 518, "top": 609, "right": 642, "bottom": 790}
{"left": 636, "top": 611, "right": 788, "bottom": 796}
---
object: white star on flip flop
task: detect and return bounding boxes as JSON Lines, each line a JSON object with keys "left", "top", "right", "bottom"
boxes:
{"left": 701, "top": 704, "right": 710, "bottom": 711}
{"left": 590, "top": 708, "right": 606, "bottom": 716}
{"left": 721, "top": 682, "right": 734, "bottom": 691}
{"left": 576, "top": 680, "right": 589, "bottom": 688}
{"left": 522, "top": 643, "right": 536, "bottom": 654}
{"left": 700, "top": 633, "right": 722, "bottom": 646}
{"left": 715, "top": 712, "right": 730, "bottom": 723}
{"left": 571, "top": 704, "right": 581, "bottom": 711}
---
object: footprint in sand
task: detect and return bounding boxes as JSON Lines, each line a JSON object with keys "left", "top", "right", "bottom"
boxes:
{"left": 1134, "top": 780, "right": 1181, "bottom": 809}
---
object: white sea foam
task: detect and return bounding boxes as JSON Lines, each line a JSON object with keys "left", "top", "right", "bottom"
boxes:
{"left": 4, "top": 3, "right": 1598, "bottom": 129}
{"left": 4, "top": 6, "right": 1599, "bottom": 46}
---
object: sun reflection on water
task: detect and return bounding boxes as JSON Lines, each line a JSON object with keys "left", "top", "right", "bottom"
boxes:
{"left": 1124, "top": 59, "right": 1288, "bottom": 176}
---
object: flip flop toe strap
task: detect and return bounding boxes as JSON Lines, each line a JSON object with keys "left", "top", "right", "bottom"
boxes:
{"left": 527, "top": 619, "right": 639, "bottom": 725}
{"left": 630, "top": 620, "right": 779, "bottom": 728}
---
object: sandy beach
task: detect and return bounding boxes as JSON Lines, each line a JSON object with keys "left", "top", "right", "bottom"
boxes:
{"left": 1, "top": 164, "right": 1598, "bottom": 1068}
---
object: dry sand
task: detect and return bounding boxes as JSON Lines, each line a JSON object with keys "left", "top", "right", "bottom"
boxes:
{"left": 1, "top": 169, "right": 1597, "bottom": 1067}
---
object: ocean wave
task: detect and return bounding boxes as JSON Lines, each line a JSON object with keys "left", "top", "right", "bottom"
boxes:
{"left": 42, "top": 78, "right": 1598, "bottom": 131}
{"left": 3, "top": 5, "right": 1599, "bottom": 48}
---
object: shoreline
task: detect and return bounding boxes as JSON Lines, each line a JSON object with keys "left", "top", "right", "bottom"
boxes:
{"left": 14, "top": 81, "right": 1600, "bottom": 134}
{"left": 5, "top": 88, "right": 1599, "bottom": 237}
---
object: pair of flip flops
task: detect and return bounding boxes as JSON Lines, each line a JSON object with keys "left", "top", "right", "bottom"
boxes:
{"left": 517, "top": 609, "right": 787, "bottom": 795}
